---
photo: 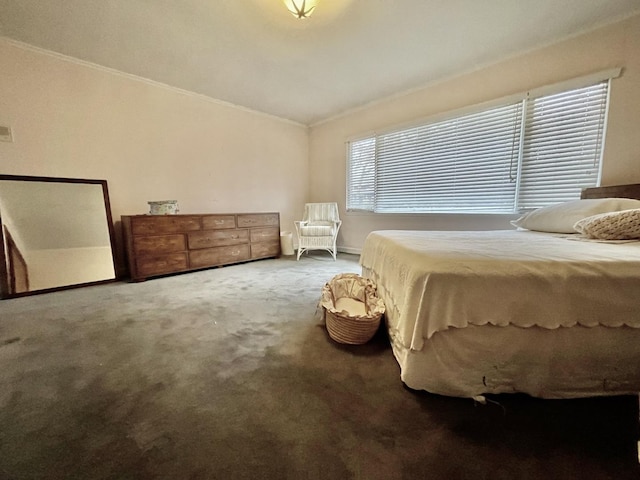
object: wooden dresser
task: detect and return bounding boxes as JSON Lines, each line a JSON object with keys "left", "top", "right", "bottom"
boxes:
{"left": 121, "top": 212, "right": 280, "bottom": 281}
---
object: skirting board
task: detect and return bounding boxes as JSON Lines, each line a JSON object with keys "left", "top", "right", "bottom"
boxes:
{"left": 338, "top": 246, "right": 362, "bottom": 255}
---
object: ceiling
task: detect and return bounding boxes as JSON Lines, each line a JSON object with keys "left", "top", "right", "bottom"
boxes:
{"left": 1, "top": 0, "right": 639, "bottom": 125}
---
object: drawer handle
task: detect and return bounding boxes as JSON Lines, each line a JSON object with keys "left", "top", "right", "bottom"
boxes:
{"left": 215, "top": 220, "right": 225, "bottom": 225}
{"left": 232, "top": 250, "right": 240, "bottom": 256}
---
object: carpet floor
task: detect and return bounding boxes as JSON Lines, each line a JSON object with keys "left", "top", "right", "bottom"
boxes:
{"left": 0, "top": 253, "right": 638, "bottom": 479}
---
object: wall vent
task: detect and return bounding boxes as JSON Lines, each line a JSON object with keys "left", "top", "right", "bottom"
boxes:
{"left": 0, "top": 126, "right": 13, "bottom": 142}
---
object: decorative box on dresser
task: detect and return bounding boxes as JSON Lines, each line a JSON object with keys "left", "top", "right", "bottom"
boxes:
{"left": 121, "top": 212, "right": 280, "bottom": 281}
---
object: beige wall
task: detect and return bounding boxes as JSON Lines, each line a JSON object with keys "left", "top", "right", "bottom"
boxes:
{"left": 0, "top": 39, "right": 309, "bottom": 272}
{"left": 309, "top": 14, "right": 640, "bottom": 252}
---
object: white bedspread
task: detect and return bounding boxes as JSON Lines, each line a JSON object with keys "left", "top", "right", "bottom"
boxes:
{"left": 360, "top": 230, "right": 640, "bottom": 352}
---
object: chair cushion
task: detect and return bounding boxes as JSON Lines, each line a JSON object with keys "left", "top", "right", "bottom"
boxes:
{"left": 304, "top": 203, "right": 340, "bottom": 223}
{"left": 300, "top": 225, "right": 335, "bottom": 236}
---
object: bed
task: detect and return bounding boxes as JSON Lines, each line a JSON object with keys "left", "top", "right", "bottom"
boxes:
{"left": 359, "top": 184, "right": 640, "bottom": 399}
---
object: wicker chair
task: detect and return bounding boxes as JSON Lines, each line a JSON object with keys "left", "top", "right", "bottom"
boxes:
{"left": 294, "top": 202, "right": 342, "bottom": 261}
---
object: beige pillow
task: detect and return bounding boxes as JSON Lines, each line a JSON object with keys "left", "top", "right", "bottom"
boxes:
{"left": 511, "top": 198, "right": 640, "bottom": 233}
{"left": 574, "top": 208, "right": 640, "bottom": 240}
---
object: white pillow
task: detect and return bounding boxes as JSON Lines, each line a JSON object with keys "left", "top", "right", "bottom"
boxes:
{"left": 574, "top": 208, "right": 640, "bottom": 240}
{"left": 511, "top": 198, "right": 640, "bottom": 234}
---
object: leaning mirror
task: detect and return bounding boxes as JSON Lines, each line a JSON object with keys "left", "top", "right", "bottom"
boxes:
{"left": 0, "top": 175, "right": 117, "bottom": 299}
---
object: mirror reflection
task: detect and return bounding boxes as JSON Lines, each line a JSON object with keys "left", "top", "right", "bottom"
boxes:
{"left": 0, "top": 175, "right": 117, "bottom": 298}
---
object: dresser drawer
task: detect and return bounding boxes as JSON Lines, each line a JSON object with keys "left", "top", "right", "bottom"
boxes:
{"left": 202, "top": 215, "right": 236, "bottom": 230}
{"left": 131, "top": 216, "right": 201, "bottom": 235}
{"left": 251, "top": 241, "right": 280, "bottom": 259}
{"left": 237, "top": 213, "right": 279, "bottom": 228}
{"left": 188, "top": 229, "right": 249, "bottom": 249}
{"left": 133, "top": 234, "right": 186, "bottom": 256}
{"left": 250, "top": 227, "right": 279, "bottom": 243}
{"left": 190, "top": 244, "right": 251, "bottom": 268}
{"left": 136, "top": 253, "right": 188, "bottom": 277}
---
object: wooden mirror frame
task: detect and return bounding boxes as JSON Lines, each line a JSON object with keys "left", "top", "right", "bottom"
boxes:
{"left": 0, "top": 174, "right": 118, "bottom": 299}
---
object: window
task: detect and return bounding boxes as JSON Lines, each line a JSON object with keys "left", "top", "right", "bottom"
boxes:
{"left": 347, "top": 74, "right": 615, "bottom": 214}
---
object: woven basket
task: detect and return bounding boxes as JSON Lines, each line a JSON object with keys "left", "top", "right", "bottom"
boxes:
{"left": 321, "top": 273, "right": 385, "bottom": 345}
{"left": 148, "top": 200, "right": 179, "bottom": 215}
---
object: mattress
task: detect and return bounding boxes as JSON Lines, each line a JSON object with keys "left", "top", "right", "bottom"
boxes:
{"left": 360, "top": 230, "right": 640, "bottom": 398}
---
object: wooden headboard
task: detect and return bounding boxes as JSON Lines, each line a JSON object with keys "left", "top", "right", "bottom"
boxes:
{"left": 581, "top": 183, "right": 640, "bottom": 200}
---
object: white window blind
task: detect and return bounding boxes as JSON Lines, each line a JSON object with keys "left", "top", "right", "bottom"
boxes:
{"left": 375, "top": 103, "right": 523, "bottom": 213}
{"left": 347, "top": 77, "right": 612, "bottom": 214}
{"left": 517, "top": 82, "right": 609, "bottom": 209}
{"left": 346, "top": 137, "right": 376, "bottom": 212}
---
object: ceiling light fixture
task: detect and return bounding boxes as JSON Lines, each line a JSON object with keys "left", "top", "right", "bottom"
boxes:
{"left": 283, "top": 0, "right": 318, "bottom": 19}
